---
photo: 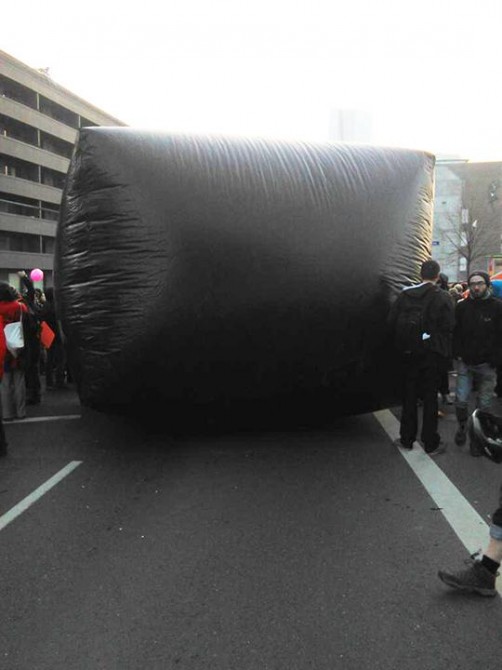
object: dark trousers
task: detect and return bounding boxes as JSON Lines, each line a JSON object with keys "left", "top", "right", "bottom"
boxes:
{"left": 46, "top": 339, "right": 66, "bottom": 387}
{"left": 490, "top": 482, "right": 502, "bottom": 537}
{"left": 438, "top": 357, "right": 452, "bottom": 396}
{"left": 400, "top": 351, "right": 442, "bottom": 451}
{"left": 25, "top": 345, "right": 41, "bottom": 403}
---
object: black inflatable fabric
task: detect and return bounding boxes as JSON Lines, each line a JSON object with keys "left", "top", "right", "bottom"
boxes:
{"left": 55, "top": 129, "right": 435, "bottom": 430}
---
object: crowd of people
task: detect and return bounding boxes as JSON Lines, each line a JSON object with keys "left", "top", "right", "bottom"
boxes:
{"left": 1, "top": 259, "right": 501, "bottom": 597}
{"left": 388, "top": 259, "right": 502, "bottom": 598}
{"left": 0, "top": 270, "right": 67, "bottom": 457}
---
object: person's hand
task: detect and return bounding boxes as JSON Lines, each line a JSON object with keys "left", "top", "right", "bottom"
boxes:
{"left": 17, "top": 271, "right": 27, "bottom": 278}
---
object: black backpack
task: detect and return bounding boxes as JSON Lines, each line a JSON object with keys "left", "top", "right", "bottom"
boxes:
{"left": 394, "top": 287, "right": 437, "bottom": 354}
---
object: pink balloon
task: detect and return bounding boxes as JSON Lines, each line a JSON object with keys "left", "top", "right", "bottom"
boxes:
{"left": 30, "top": 268, "right": 44, "bottom": 282}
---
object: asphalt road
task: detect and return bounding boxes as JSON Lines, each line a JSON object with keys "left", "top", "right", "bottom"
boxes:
{"left": 0, "top": 386, "right": 501, "bottom": 670}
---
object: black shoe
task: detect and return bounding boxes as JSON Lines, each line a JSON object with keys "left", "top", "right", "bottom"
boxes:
{"left": 438, "top": 558, "right": 497, "bottom": 597}
{"left": 425, "top": 442, "right": 447, "bottom": 456}
{"left": 455, "top": 424, "right": 467, "bottom": 446}
{"left": 469, "top": 440, "right": 484, "bottom": 457}
{"left": 393, "top": 437, "right": 413, "bottom": 450}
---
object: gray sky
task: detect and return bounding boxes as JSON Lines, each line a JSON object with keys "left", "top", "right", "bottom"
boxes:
{"left": 3, "top": 0, "right": 502, "bottom": 159}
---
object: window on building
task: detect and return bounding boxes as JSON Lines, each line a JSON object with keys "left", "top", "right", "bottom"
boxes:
{"left": 42, "top": 236, "right": 55, "bottom": 254}
{"left": 0, "top": 191, "right": 40, "bottom": 217}
{"left": 40, "top": 132, "right": 74, "bottom": 159}
{"left": 40, "top": 202, "right": 59, "bottom": 221}
{"left": 41, "top": 166, "right": 67, "bottom": 189}
{"left": 0, "top": 192, "right": 60, "bottom": 220}
{"left": 39, "top": 95, "right": 79, "bottom": 129}
{"left": 0, "top": 74, "right": 37, "bottom": 109}
{"left": 0, "top": 114, "right": 38, "bottom": 147}
{"left": 0, "top": 232, "right": 41, "bottom": 253}
{"left": 0, "top": 153, "right": 38, "bottom": 182}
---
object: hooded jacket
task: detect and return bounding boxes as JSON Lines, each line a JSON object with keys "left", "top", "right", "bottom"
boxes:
{"left": 388, "top": 282, "right": 454, "bottom": 358}
{"left": 453, "top": 294, "right": 502, "bottom": 366}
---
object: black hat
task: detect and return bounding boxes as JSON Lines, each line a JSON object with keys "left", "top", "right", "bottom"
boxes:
{"left": 0, "top": 282, "right": 18, "bottom": 302}
{"left": 468, "top": 271, "right": 491, "bottom": 286}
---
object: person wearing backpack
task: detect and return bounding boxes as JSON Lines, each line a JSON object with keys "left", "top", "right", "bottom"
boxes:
{"left": 388, "top": 259, "right": 454, "bottom": 455}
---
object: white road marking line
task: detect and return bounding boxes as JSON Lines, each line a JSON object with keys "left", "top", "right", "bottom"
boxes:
{"left": 373, "top": 409, "right": 502, "bottom": 594}
{"left": 7, "top": 415, "right": 81, "bottom": 424}
{"left": 0, "top": 461, "right": 83, "bottom": 532}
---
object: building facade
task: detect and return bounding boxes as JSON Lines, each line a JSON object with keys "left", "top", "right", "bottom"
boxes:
{"left": 0, "top": 50, "right": 125, "bottom": 288}
{"left": 433, "top": 159, "right": 502, "bottom": 282}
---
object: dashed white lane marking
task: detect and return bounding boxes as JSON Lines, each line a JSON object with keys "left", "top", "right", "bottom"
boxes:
{"left": 373, "top": 409, "right": 502, "bottom": 593}
{"left": 0, "top": 461, "right": 83, "bottom": 532}
{"left": 7, "top": 415, "right": 81, "bottom": 424}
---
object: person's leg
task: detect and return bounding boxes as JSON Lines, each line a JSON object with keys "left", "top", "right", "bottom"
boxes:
{"left": 0, "top": 383, "right": 7, "bottom": 456}
{"left": 438, "top": 485, "right": 502, "bottom": 596}
{"left": 54, "top": 341, "right": 66, "bottom": 387}
{"left": 399, "top": 357, "right": 419, "bottom": 447}
{"left": 13, "top": 369, "right": 26, "bottom": 419}
{"left": 455, "top": 360, "right": 472, "bottom": 445}
{"left": 475, "top": 364, "right": 497, "bottom": 410}
{"left": 468, "top": 364, "right": 498, "bottom": 456}
{"left": 45, "top": 343, "right": 55, "bottom": 388}
{"left": 31, "top": 343, "right": 41, "bottom": 402}
{"left": 479, "top": 495, "right": 502, "bottom": 569}
{"left": 438, "top": 355, "right": 450, "bottom": 398}
{"left": 25, "top": 356, "right": 41, "bottom": 404}
{"left": 438, "top": 546, "right": 499, "bottom": 596}
{"left": 1, "top": 371, "right": 14, "bottom": 420}
{"left": 38, "top": 346, "right": 47, "bottom": 376}
{"left": 421, "top": 354, "right": 441, "bottom": 452}
{"left": 47, "top": 340, "right": 66, "bottom": 388}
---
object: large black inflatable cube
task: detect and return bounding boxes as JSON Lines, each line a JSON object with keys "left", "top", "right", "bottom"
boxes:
{"left": 55, "top": 129, "right": 434, "bottom": 430}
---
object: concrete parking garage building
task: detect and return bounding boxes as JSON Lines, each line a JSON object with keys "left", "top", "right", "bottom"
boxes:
{"left": 0, "top": 50, "right": 125, "bottom": 288}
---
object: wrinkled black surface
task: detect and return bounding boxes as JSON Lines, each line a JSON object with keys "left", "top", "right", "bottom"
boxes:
{"left": 55, "top": 129, "right": 435, "bottom": 430}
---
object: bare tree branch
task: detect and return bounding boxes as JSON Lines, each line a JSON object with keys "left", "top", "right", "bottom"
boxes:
{"left": 439, "top": 192, "right": 496, "bottom": 276}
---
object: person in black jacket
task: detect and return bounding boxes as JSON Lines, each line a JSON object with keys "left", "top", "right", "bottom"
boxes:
{"left": 453, "top": 271, "right": 502, "bottom": 452}
{"left": 41, "top": 288, "right": 66, "bottom": 389}
{"left": 17, "top": 271, "right": 42, "bottom": 405}
{"left": 436, "top": 272, "right": 454, "bottom": 406}
{"left": 388, "top": 259, "right": 454, "bottom": 455}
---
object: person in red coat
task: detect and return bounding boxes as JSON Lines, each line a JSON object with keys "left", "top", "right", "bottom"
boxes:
{"left": 0, "top": 282, "right": 28, "bottom": 423}
{"left": 0, "top": 313, "right": 8, "bottom": 455}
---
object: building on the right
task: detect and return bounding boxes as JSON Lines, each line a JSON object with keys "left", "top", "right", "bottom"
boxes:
{"left": 433, "top": 159, "right": 502, "bottom": 282}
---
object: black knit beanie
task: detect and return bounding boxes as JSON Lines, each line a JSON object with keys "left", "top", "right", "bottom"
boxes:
{"left": 0, "top": 282, "right": 18, "bottom": 302}
{"left": 468, "top": 271, "right": 491, "bottom": 286}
